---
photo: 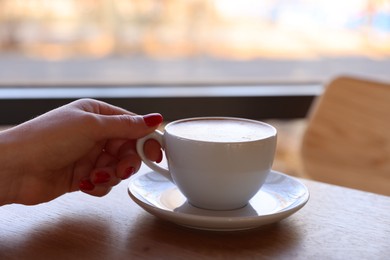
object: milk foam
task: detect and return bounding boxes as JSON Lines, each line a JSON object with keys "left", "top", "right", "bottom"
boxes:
{"left": 167, "top": 118, "right": 275, "bottom": 142}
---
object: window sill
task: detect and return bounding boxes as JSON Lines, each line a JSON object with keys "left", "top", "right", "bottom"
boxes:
{"left": 0, "top": 84, "right": 322, "bottom": 124}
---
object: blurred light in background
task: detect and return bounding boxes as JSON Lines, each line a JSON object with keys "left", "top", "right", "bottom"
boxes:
{"left": 0, "top": 0, "right": 389, "bottom": 84}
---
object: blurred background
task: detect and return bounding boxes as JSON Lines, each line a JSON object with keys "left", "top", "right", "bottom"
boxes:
{"left": 0, "top": 0, "right": 389, "bottom": 84}
{"left": 1, "top": 0, "right": 389, "bottom": 177}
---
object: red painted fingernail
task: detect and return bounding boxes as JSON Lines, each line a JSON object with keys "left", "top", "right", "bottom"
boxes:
{"left": 79, "top": 179, "right": 95, "bottom": 191}
{"left": 122, "top": 167, "right": 136, "bottom": 180}
{"left": 93, "top": 171, "right": 111, "bottom": 184}
{"left": 143, "top": 113, "right": 163, "bottom": 127}
{"left": 156, "top": 150, "right": 163, "bottom": 163}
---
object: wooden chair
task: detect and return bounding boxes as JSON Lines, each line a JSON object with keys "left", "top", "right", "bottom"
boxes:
{"left": 301, "top": 76, "right": 390, "bottom": 196}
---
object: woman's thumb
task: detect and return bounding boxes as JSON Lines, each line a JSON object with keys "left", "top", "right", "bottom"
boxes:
{"left": 97, "top": 113, "right": 163, "bottom": 140}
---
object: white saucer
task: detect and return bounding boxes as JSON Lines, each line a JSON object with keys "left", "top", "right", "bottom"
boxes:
{"left": 128, "top": 170, "right": 309, "bottom": 231}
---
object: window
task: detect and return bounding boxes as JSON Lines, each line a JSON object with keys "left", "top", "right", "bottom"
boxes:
{"left": 0, "top": 0, "right": 389, "bottom": 123}
{"left": 0, "top": 0, "right": 389, "bottom": 84}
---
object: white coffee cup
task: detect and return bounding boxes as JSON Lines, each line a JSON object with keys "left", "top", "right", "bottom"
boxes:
{"left": 136, "top": 117, "right": 277, "bottom": 211}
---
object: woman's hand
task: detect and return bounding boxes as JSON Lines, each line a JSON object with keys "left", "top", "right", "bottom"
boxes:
{"left": 0, "top": 99, "right": 163, "bottom": 205}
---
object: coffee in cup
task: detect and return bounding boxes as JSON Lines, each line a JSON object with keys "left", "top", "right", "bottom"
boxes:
{"left": 136, "top": 117, "right": 277, "bottom": 211}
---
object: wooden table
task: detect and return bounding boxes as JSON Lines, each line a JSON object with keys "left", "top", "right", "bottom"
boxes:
{"left": 1, "top": 166, "right": 389, "bottom": 259}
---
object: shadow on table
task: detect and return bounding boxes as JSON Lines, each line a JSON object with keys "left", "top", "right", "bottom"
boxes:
{"left": 0, "top": 216, "right": 113, "bottom": 260}
{"left": 125, "top": 216, "right": 303, "bottom": 258}
{"left": 0, "top": 210, "right": 303, "bottom": 259}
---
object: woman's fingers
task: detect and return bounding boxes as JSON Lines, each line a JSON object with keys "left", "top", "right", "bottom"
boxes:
{"left": 144, "top": 139, "right": 163, "bottom": 163}
{"left": 116, "top": 141, "right": 142, "bottom": 180}
{"left": 90, "top": 167, "right": 120, "bottom": 186}
{"left": 79, "top": 176, "right": 112, "bottom": 197}
{"left": 79, "top": 167, "right": 120, "bottom": 197}
{"left": 95, "top": 151, "right": 118, "bottom": 168}
{"left": 78, "top": 131, "right": 164, "bottom": 197}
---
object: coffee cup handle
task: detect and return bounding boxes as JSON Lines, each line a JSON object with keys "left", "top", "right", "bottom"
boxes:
{"left": 136, "top": 130, "right": 173, "bottom": 182}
